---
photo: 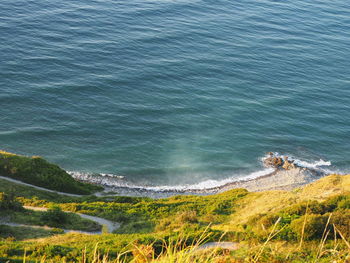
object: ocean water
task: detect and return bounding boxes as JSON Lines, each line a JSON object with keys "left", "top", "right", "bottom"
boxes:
{"left": 1, "top": 0, "right": 350, "bottom": 188}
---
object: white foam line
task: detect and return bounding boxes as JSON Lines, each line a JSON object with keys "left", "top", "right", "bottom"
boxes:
{"left": 69, "top": 152, "right": 336, "bottom": 193}
{"left": 141, "top": 168, "right": 276, "bottom": 191}
{"left": 262, "top": 152, "right": 331, "bottom": 169}
{"left": 70, "top": 168, "right": 275, "bottom": 192}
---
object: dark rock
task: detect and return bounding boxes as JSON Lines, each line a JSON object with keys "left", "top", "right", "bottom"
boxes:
{"left": 264, "top": 154, "right": 297, "bottom": 170}
{"left": 282, "top": 159, "right": 295, "bottom": 170}
{"left": 264, "top": 156, "right": 284, "bottom": 168}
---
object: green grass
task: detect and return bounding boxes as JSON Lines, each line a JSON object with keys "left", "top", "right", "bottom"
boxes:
{"left": 0, "top": 224, "right": 64, "bottom": 241}
{"left": 0, "top": 178, "right": 80, "bottom": 202}
{"left": 1, "top": 229, "right": 350, "bottom": 262}
{"left": 0, "top": 192, "right": 101, "bottom": 235}
{"left": 16, "top": 188, "right": 248, "bottom": 234}
{"left": 0, "top": 178, "right": 122, "bottom": 204}
{"left": 0, "top": 150, "right": 103, "bottom": 195}
{"left": 3, "top": 208, "right": 101, "bottom": 232}
{"left": 1, "top": 153, "right": 350, "bottom": 262}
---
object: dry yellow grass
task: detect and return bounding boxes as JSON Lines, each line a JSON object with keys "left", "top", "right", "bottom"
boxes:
{"left": 215, "top": 174, "right": 350, "bottom": 231}
{"left": 300, "top": 174, "right": 350, "bottom": 200}
{"left": 6, "top": 173, "right": 350, "bottom": 263}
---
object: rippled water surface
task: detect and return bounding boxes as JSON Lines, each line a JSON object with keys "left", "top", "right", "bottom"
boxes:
{"left": 1, "top": 0, "right": 350, "bottom": 187}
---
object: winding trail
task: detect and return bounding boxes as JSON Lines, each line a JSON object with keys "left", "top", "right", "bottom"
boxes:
{"left": 23, "top": 206, "right": 120, "bottom": 234}
{"left": 0, "top": 176, "right": 83, "bottom": 197}
{"left": 0, "top": 176, "right": 120, "bottom": 234}
{"left": 1, "top": 206, "right": 119, "bottom": 235}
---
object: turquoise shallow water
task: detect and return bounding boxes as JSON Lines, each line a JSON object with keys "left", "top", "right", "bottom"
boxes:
{"left": 1, "top": 0, "right": 350, "bottom": 187}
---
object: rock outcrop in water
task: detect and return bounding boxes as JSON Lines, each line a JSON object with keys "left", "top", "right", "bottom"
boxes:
{"left": 264, "top": 153, "right": 296, "bottom": 170}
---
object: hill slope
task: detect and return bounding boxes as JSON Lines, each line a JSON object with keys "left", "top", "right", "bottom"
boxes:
{"left": 0, "top": 151, "right": 102, "bottom": 195}
{"left": 0, "top": 155, "right": 350, "bottom": 262}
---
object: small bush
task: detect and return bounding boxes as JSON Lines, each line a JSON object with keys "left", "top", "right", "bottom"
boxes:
{"left": 331, "top": 210, "right": 350, "bottom": 238}
{"left": 116, "top": 221, "right": 154, "bottom": 234}
{"left": 290, "top": 214, "right": 328, "bottom": 240}
{"left": 336, "top": 197, "right": 350, "bottom": 210}
{"left": 281, "top": 201, "right": 328, "bottom": 216}
{"left": 323, "top": 194, "right": 348, "bottom": 211}
{"left": 40, "top": 206, "right": 68, "bottom": 227}
{"left": 0, "top": 192, "right": 22, "bottom": 211}
{"left": 258, "top": 214, "right": 280, "bottom": 229}
{"left": 177, "top": 211, "right": 198, "bottom": 223}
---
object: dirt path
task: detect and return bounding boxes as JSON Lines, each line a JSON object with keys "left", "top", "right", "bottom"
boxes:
{"left": 0, "top": 176, "right": 83, "bottom": 197}
{"left": 23, "top": 206, "right": 120, "bottom": 233}
{"left": 0, "top": 176, "right": 120, "bottom": 233}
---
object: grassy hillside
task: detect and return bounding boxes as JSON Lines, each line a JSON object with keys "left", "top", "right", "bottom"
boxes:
{"left": 0, "top": 151, "right": 102, "bottom": 194}
{"left": 1, "top": 167, "right": 350, "bottom": 262}
{"left": 219, "top": 173, "right": 350, "bottom": 228}
{"left": 0, "top": 192, "right": 101, "bottom": 233}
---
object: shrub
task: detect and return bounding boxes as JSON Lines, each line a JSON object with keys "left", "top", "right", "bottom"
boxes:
{"left": 208, "top": 200, "right": 233, "bottom": 215}
{"left": 336, "top": 197, "right": 350, "bottom": 210}
{"left": 323, "top": 194, "right": 348, "bottom": 211}
{"left": 258, "top": 214, "right": 280, "bottom": 229}
{"left": 281, "top": 200, "right": 328, "bottom": 216}
{"left": 290, "top": 214, "right": 328, "bottom": 240}
{"left": 40, "top": 206, "right": 68, "bottom": 227}
{"left": 274, "top": 225, "right": 297, "bottom": 241}
{"left": 116, "top": 221, "right": 155, "bottom": 234}
{"left": 331, "top": 210, "right": 350, "bottom": 238}
{"left": 0, "top": 192, "right": 22, "bottom": 211}
{"left": 177, "top": 211, "right": 198, "bottom": 223}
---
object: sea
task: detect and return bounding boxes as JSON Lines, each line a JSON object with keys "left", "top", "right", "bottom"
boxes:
{"left": 1, "top": 0, "right": 350, "bottom": 190}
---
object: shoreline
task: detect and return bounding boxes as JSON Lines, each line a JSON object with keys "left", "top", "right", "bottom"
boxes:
{"left": 0, "top": 164, "right": 324, "bottom": 199}
{"left": 93, "top": 167, "right": 324, "bottom": 198}
{"left": 71, "top": 153, "right": 333, "bottom": 198}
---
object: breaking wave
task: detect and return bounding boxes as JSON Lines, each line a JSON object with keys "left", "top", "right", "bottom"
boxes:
{"left": 262, "top": 152, "right": 332, "bottom": 173}
{"left": 69, "top": 168, "right": 275, "bottom": 192}
{"left": 68, "top": 152, "right": 334, "bottom": 194}
{"left": 69, "top": 152, "right": 332, "bottom": 196}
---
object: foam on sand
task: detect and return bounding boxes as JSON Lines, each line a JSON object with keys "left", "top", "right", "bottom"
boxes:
{"left": 69, "top": 152, "right": 335, "bottom": 197}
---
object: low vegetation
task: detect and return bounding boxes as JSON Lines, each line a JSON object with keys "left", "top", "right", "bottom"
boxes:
{"left": 0, "top": 225, "right": 63, "bottom": 241}
{"left": 1, "top": 153, "right": 350, "bottom": 262}
{"left": 3, "top": 206, "right": 101, "bottom": 232}
{"left": 0, "top": 191, "right": 101, "bottom": 237}
{"left": 15, "top": 188, "right": 249, "bottom": 235}
{"left": 0, "top": 150, "right": 102, "bottom": 194}
{"left": 0, "top": 191, "right": 22, "bottom": 211}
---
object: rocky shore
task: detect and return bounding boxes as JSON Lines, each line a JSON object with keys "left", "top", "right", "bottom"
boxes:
{"left": 72, "top": 153, "right": 329, "bottom": 198}
{"left": 219, "top": 152, "right": 327, "bottom": 192}
{"left": 263, "top": 152, "right": 298, "bottom": 170}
